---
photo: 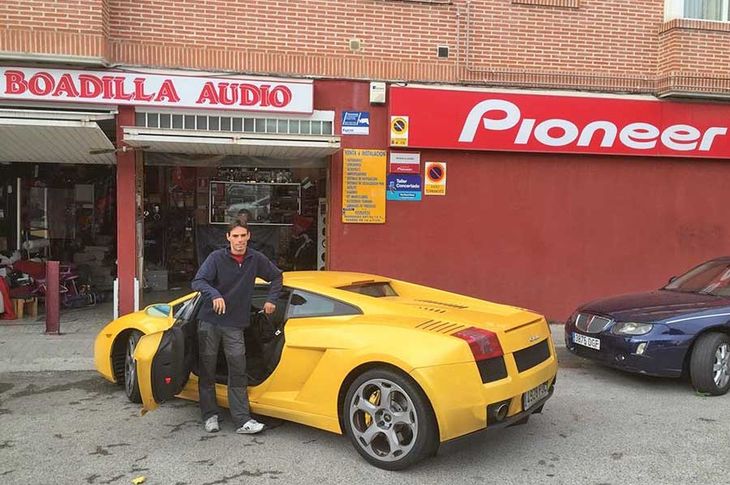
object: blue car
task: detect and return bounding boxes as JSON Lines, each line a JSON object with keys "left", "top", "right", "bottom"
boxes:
{"left": 565, "top": 257, "right": 730, "bottom": 395}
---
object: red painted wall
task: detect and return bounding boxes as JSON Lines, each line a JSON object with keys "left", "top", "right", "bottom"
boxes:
{"left": 315, "top": 80, "right": 730, "bottom": 320}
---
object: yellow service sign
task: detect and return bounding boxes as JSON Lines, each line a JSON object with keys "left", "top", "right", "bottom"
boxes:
{"left": 342, "top": 148, "right": 386, "bottom": 223}
{"left": 390, "top": 115, "right": 409, "bottom": 146}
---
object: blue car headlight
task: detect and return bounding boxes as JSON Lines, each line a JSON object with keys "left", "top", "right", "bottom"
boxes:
{"left": 611, "top": 321, "right": 653, "bottom": 335}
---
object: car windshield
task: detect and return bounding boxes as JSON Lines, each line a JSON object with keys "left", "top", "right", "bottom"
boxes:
{"left": 664, "top": 260, "right": 730, "bottom": 296}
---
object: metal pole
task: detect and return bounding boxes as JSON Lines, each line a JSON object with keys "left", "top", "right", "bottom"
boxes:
{"left": 45, "top": 260, "right": 60, "bottom": 335}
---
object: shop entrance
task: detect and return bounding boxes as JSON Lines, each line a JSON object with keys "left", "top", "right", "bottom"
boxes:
{"left": 141, "top": 159, "right": 328, "bottom": 294}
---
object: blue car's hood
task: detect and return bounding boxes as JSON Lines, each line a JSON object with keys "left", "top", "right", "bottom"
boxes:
{"left": 580, "top": 290, "right": 730, "bottom": 323}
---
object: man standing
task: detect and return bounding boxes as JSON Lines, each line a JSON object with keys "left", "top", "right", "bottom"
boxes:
{"left": 192, "top": 220, "right": 282, "bottom": 434}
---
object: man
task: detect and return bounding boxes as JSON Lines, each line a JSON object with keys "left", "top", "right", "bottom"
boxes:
{"left": 192, "top": 220, "right": 282, "bottom": 434}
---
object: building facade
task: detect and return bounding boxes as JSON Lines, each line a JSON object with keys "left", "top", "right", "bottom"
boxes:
{"left": 1, "top": 0, "right": 729, "bottom": 319}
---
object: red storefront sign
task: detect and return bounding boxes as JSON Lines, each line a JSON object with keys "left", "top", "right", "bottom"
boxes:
{"left": 389, "top": 86, "right": 730, "bottom": 158}
{"left": 0, "top": 67, "right": 313, "bottom": 113}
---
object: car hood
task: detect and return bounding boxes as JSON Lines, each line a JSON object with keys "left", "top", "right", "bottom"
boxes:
{"left": 579, "top": 290, "right": 730, "bottom": 323}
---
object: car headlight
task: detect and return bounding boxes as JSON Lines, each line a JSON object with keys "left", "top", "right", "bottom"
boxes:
{"left": 611, "top": 322, "right": 653, "bottom": 335}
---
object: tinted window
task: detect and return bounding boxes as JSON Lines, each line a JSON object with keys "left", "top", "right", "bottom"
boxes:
{"left": 287, "top": 290, "right": 361, "bottom": 318}
{"left": 665, "top": 260, "right": 730, "bottom": 296}
{"left": 339, "top": 282, "right": 398, "bottom": 298}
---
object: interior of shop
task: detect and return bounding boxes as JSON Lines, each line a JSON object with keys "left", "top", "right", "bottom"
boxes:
{"left": 142, "top": 162, "right": 327, "bottom": 292}
{"left": 0, "top": 159, "right": 327, "bottom": 320}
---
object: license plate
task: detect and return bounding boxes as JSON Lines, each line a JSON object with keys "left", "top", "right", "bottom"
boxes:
{"left": 523, "top": 382, "right": 549, "bottom": 411}
{"left": 573, "top": 332, "right": 600, "bottom": 350}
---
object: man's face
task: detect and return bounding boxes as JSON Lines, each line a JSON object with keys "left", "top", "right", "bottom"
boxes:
{"left": 226, "top": 226, "right": 250, "bottom": 254}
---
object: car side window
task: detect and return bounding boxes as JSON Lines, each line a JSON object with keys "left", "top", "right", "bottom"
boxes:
{"left": 286, "top": 289, "right": 361, "bottom": 319}
{"left": 174, "top": 294, "right": 201, "bottom": 323}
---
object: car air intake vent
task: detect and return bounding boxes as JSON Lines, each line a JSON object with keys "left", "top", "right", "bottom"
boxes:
{"left": 415, "top": 320, "right": 466, "bottom": 334}
{"left": 513, "top": 339, "right": 550, "bottom": 372}
{"left": 418, "top": 306, "right": 447, "bottom": 314}
{"left": 575, "top": 313, "right": 613, "bottom": 334}
{"left": 415, "top": 299, "right": 469, "bottom": 309}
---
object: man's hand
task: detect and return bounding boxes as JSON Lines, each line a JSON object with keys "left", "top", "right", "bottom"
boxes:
{"left": 212, "top": 297, "right": 226, "bottom": 315}
{"left": 263, "top": 302, "right": 276, "bottom": 315}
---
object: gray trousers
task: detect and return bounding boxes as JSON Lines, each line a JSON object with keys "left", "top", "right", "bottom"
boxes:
{"left": 198, "top": 320, "right": 251, "bottom": 427}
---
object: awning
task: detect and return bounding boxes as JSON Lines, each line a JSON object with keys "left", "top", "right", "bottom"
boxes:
{"left": 123, "top": 127, "right": 341, "bottom": 160}
{"left": 0, "top": 109, "right": 116, "bottom": 164}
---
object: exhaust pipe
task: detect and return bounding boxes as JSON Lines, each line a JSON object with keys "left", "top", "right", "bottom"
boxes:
{"left": 494, "top": 403, "right": 509, "bottom": 422}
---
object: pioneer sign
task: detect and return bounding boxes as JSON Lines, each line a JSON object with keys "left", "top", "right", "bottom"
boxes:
{"left": 389, "top": 86, "right": 730, "bottom": 158}
{"left": 1, "top": 67, "right": 313, "bottom": 113}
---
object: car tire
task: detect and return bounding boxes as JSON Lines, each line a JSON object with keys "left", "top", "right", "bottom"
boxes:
{"left": 124, "top": 330, "right": 143, "bottom": 403}
{"left": 689, "top": 332, "right": 730, "bottom": 396}
{"left": 343, "top": 368, "right": 438, "bottom": 470}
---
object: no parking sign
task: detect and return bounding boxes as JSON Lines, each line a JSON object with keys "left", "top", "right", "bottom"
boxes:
{"left": 424, "top": 161, "right": 446, "bottom": 196}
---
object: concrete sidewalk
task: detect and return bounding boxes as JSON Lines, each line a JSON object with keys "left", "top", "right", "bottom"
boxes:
{"left": 0, "top": 301, "right": 114, "bottom": 372}
{"left": 0, "top": 300, "right": 568, "bottom": 373}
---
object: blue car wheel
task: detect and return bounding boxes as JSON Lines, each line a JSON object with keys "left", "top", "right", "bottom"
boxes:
{"left": 689, "top": 332, "right": 730, "bottom": 396}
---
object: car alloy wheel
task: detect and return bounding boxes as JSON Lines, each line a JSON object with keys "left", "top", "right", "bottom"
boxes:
{"left": 343, "top": 368, "right": 438, "bottom": 470}
{"left": 690, "top": 332, "right": 730, "bottom": 396}
{"left": 713, "top": 343, "right": 730, "bottom": 389}
{"left": 124, "top": 330, "right": 143, "bottom": 403}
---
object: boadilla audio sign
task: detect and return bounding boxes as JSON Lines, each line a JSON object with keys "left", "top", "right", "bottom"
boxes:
{"left": 389, "top": 86, "right": 730, "bottom": 158}
{"left": 1, "top": 67, "right": 313, "bottom": 113}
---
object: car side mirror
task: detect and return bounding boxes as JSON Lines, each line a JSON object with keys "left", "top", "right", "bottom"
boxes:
{"left": 290, "top": 294, "right": 307, "bottom": 306}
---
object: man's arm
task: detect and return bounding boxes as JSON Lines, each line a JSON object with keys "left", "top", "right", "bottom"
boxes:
{"left": 258, "top": 255, "right": 283, "bottom": 305}
{"left": 191, "top": 254, "right": 222, "bottom": 300}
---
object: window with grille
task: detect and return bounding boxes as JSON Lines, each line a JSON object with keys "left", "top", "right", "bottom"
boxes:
{"left": 134, "top": 110, "right": 335, "bottom": 136}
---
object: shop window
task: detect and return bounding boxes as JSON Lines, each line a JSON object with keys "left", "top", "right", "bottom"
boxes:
{"left": 172, "top": 114, "right": 184, "bottom": 129}
{"left": 136, "top": 112, "right": 146, "bottom": 126}
{"left": 300, "top": 120, "right": 311, "bottom": 135}
{"left": 290, "top": 120, "right": 300, "bottom": 134}
{"left": 195, "top": 115, "right": 208, "bottom": 130}
{"left": 184, "top": 115, "right": 196, "bottom": 130}
{"left": 160, "top": 113, "right": 171, "bottom": 129}
{"left": 221, "top": 117, "right": 231, "bottom": 131}
{"left": 147, "top": 113, "right": 159, "bottom": 128}
{"left": 665, "top": 0, "right": 730, "bottom": 21}
{"left": 278, "top": 119, "right": 288, "bottom": 133}
{"left": 233, "top": 118, "right": 243, "bottom": 132}
{"left": 209, "top": 117, "right": 220, "bottom": 131}
{"left": 255, "top": 118, "right": 266, "bottom": 133}
{"left": 323, "top": 121, "right": 333, "bottom": 135}
{"left": 266, "top": 119, "right": 277, "bottom": 133}
{"left": 311, "top": 121, "right": 322, "bottom": 135}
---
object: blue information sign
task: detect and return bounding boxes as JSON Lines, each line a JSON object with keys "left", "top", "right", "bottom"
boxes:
{"left": 386, "top": 174, "right": 422, "bottom": 201}
{"left": 341, "top": 111, "right": 370, "bottom": 135}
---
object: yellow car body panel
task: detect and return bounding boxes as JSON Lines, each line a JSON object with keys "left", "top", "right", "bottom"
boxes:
{"left": 94, "top": 272, "right": 558, "bottom": 444}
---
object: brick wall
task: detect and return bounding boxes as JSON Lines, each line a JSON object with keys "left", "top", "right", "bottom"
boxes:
{"left": 1, "top": 0, "right": 729, "bottom": 96}
{"left": 0, "top": 0, "right": 108, "bottom": 59}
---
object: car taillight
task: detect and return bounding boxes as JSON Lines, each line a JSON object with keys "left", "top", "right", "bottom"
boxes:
{"left": 454, "top": 327, "right": 503, "bottom": 361}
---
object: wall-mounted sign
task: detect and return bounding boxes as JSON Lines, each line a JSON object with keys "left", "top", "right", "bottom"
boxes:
{"left": 390, "top": 85, "right": 730, "bottom": 159}
{"left": 424, "top": 161, "right": 446, "bottom": 196}
{"left": 341, "top": 111, "right": 370, "bottom": 135}
{"left": 342, "top": 149, "right": 386, "bottom": 223}
{"left": 386, "top": 174, "right": 422, "bottom": 201}
{"left": 0, "top": 67, "right": 313, "bottom": 113}
{"left": 390, "top": 116, "right": 409, "bottom": 146}
{"left": 389, "top": 151, "right": 420, "bottom": 174}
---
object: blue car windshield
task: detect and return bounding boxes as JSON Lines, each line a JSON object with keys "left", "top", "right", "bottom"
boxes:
{"left": 664, "top": 260, "right": 730, "bottom": 296}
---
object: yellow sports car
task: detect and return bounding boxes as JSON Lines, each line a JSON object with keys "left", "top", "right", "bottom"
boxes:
{"left": 94, "top": 271, "right": 558, "bottom": 470}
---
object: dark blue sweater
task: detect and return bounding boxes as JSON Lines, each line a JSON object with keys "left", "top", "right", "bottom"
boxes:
{"left": 191, "top": 247, "right": 283, "bottom": 328}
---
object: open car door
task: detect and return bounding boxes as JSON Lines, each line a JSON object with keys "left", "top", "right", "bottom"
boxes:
{"left": 134, "top": 294, "right": 200, "bottom": 413}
